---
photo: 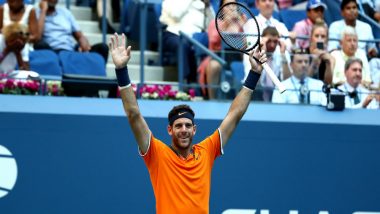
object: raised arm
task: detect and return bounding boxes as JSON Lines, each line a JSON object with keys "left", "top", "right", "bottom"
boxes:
{"left": 109, "top": 33, "right": 150, "bottom": 154}
{"left": 219, "top": 48, "right": 266, "bottom": 147}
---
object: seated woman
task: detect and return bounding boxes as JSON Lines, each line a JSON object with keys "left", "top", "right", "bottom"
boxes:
{"left": 198, "top": 0, "right": 242, "bottom": 100}
{"left": 0, "top": 22, "right": 29, "bottom": 74}
{"left": 0, "top": 0, "right": 39, "bottom": 74}
{"left": 305, "top": 19, "right": 334, "bottom": 85}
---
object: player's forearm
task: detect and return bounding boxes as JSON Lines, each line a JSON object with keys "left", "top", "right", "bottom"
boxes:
{"left": 228, "top": 87, "right": 253, "bottom": 122}
{"left": 120, "top": 86, "right": 140, "bottom": 118}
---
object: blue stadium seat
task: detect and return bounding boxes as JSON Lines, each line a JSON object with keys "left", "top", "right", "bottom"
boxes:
{"left": 230, "top": 61, "right": 245, "bottom": 84}
{"left": 192, "top": 32, "right": 209, "bottom": 64}
{"left": 58, "top": 51, "right": 106, "bottom": 76}
{"left": 29, "top": 50, "right": 62, "bottom": 78}
{"left": 279, "top": 9, "right": 306, "bottom": 30}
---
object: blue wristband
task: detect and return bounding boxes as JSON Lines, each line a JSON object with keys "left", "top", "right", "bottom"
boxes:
{"left": 243, "top": 70, "right": 261, "bottom": 91}
{"left": 115, "top": 66, "right": 131, "bottom": 87}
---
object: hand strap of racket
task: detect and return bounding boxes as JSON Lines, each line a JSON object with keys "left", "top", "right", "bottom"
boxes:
{"left": 243, "top": 70, "right": 261, "bottom": 91}
{"left": 115, "top": 66, "right": 131, "bottom": 89}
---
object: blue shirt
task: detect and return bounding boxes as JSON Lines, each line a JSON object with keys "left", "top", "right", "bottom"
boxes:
{"left": 36, "top": 7, "right": 80, "bottom": 51}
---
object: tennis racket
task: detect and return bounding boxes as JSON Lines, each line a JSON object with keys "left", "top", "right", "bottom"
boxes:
{"left": 215, "top": 2, "right": 286, "bottom": 93}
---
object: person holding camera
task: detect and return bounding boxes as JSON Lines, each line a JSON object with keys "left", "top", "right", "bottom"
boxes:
{"left": 306, "top": 19, "right": 334, "bottom": 85}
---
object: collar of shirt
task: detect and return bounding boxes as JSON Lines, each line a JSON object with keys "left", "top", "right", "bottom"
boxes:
{"left": 344, "top": 82, "right": 358, "bottom": 93}
{"left": 291, "top": 76, "right": 309, "bottom": 87}
{"left": 257, "top": 13, "right": 276, "bottom": 27}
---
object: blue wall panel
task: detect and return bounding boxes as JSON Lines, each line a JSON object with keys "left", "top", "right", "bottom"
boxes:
{"left": 0, "top": 95, "right": 379, "bottom": 213}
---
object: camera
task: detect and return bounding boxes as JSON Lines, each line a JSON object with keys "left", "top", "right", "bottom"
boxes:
{"left": 322, "top": 84, "right": 345, "bottom": 111}
{"left": 316, "top": 42, "right": 324, "bottom": 50}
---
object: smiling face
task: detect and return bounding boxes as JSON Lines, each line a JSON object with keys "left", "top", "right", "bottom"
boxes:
{"left": 168, "top": 118, "right": 196, "bottom": 151}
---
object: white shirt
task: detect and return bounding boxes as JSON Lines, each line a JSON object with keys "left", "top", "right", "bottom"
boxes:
{"left": 337, "top": 82, "right": 379, "bottom": 109}
{"left": 272, "top": 76, "right": 326, "bottom": 105}
{"left": 369, "top": 58, "right": 380, "bottom": 85}
{"left": 0, "top": 35, "right": 18, "bottom": 74}
{"left": 243, "top": 14, "right": 291, "bottom": 49}
{"left": 2, "top": 3, "right": 32, "bottom": 61}
{"left": 330, "top": 49, "right": 371, "bottom": 84}
{"left": 243, "top": 46, "right": 290, "bottom": 85}
{"left": 328, "top": 19, "right": 376, "bottom": 53}
{"left": 160, "top": 0, "right": 214, "bottom": 36}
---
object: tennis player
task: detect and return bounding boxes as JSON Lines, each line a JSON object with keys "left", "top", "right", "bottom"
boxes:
{"left": 109, "top": 33, "right": 267, "bottom": 214}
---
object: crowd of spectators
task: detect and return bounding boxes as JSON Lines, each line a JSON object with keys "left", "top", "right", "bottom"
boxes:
{"left": 0, "top": 0, "right": 379, "bottom": 109}
{"left": 0, "top": 0, "right": 108, "bottom": 78}
{"left": 158, "top": 0, "right": 380, "bottom": 108}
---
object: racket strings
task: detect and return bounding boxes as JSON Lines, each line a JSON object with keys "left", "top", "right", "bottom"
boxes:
{"left": 216, "top": 4, "right": 259, "bottom": 51}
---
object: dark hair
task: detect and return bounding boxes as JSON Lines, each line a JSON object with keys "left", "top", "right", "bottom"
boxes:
{"left": 341, "top": 0, "right": 358, "bottom": 10}
{"left": 290, "top": 48, "right": 309, "bottom": 62}
{"left": 344, "top": 57, "right": 363, "bottom": 72}
{"left": 168, "top": 104, "right": 195, "bottom": 125}
{"left": 262, "top": 26, "right": 279, "bottom": 37}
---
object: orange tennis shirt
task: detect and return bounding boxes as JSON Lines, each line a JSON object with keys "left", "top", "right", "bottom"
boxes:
{"left": 140, "top": 129, "right": 223, "bottom": 214}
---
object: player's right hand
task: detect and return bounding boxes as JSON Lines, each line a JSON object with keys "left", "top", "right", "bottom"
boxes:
{"left": 109, "top": 33, "right": 131, "bottom": 69}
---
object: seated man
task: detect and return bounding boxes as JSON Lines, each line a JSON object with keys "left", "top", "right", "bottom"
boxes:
{"left": 330, "top": 26, "right": 371, "bottom": 86}
{"left": 292, "top": 0, "right": 327, "bottom": 49}
{"left": 35, "top": 0, "right": 108, "bottom": 63}
{"left": 337, "top": 58, "right": 379, "bottom": 109}
{"left": 0, "top": 23, "right": 29, "bottom": 74}
{"left": 243, "top": 26, "right": 291, "bottom": 102}
{"left": 272, "top": 49, "right": 326, "bottom": 105}
{"left": 328, "top": 0, "right": 377, "bottom": 57}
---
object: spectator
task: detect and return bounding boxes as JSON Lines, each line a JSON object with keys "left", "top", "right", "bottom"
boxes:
{"left": 0, "top": 22, "right": 29, "bottom": 74}
{"left": 272, "top": 48, "right": 326, "bottom": 105}
{"left": 243, "top": 26, "right": 291, "bottom": 101}
{"left": 330, "top": 26, "right": 371, "bottom": 86}
{"left": 276, "top": 0, "right": 307, "bottom": 9}
{"left": 0, "top": 0, "right": 39, "bottom": 43}
{"left": 0, "top": 0, "right": 39, "bottom": 72}
{"left": 197, "top": 0, "right": 242, "bottom": 100}
{"left": 160, "top": 0, "right": 214, "bottom": 83}
{"left": 337, "top": 58, "right": 379, "bottom": 109}
{"left": 361, "top": 0, "right": 380, "bottom": 23}
{"left": 243, "top": 0, "right": 295, "bottom": 79}
{"left": 292, "top": 0, "right": 327, "bottom": 49}
{"left": 369, "top": 57, "right": 380, "bottom": 88}
{"left": 35, "top": 0, "right": 109, "bottom": 63}
{"left": 306, "top": 19, "right": 334, "bottom": 84}
{"left": 328, "top": 0, "right": 377, "bottom": 58}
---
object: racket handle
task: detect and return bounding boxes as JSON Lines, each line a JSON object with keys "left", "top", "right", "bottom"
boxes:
{"left": 262, "top": 63, "right": 287, "bottom": 94}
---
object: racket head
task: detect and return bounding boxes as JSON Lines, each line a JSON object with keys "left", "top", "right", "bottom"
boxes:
{"left": 215, "top": 2, "right": 260, "bottom": 54}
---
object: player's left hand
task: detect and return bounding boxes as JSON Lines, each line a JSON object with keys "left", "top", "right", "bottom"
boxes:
{"left": 248, "top": 44, "right": 267, "bottom": 73}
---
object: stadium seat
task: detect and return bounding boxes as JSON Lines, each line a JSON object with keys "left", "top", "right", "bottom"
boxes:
{"left": 192, "top": 32, "right": 209, "bottom": 65}
{"left": 58, "top": 51, "right": 106, "bottom": 76}
{"left": 29, "top": 50, "right": 62, "bottom": 78}
{"left": 230, "top": 61, "right": 245, "bottom": 85}
{"left": 279, "top": 9, "right": 306, "bottom": 30}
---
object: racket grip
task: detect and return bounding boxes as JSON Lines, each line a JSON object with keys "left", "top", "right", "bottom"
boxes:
{"left": 262, "top": 63, "right": 286, "bottom": 93}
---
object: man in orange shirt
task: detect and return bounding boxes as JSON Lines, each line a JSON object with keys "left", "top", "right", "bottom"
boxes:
{"left": 109, "top": 33, "right": 267, "bottom": 214}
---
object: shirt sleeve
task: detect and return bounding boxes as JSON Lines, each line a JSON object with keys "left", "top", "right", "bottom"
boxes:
{"left": 198, "top": 129, "right": 223, "bottom": 161}
{"left": 140, "top": 133, "right": 165, "bottom": 170}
